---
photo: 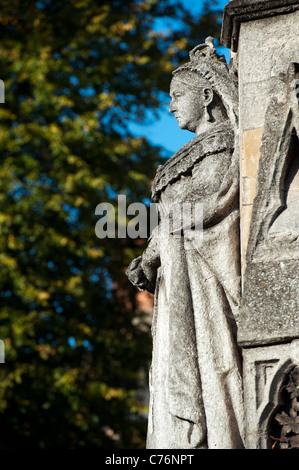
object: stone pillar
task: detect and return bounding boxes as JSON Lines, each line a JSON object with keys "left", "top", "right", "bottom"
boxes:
{"left": 222, "top": 0, "right": 299, "bottom": 449}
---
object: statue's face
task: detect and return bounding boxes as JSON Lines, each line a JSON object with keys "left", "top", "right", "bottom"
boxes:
{"left": 169, "top": 75, "right": 205, "bottom": 133}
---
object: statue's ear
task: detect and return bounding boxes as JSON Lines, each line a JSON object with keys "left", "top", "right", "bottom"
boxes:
{"left": 203, "top": 87, "right": 213, "bottom": 107}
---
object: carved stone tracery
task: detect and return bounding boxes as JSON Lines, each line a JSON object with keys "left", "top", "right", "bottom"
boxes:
{"left": 273, "top": 366, "right": 299, "bottom": 449}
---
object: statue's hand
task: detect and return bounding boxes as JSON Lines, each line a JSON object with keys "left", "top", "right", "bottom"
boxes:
{"left": 126, "top": 256, "right": 156, "bottom": 294}
{"left": 126, "top": 256, "right": 149, "bottom": 292}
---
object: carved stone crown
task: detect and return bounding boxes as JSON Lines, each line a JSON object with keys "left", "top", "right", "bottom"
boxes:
{"left": 174, "top": 37, "right": 228, "bottom": 84}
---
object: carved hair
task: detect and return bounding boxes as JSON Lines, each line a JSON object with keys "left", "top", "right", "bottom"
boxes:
{"left": 171, "top": 70, "right": 212, "bottom": 92}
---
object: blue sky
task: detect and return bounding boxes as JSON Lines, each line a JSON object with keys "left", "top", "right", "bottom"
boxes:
{"left": 130, "top": 0, "right": 229, "bottom": 154}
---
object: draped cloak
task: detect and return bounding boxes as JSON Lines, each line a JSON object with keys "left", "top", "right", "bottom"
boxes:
{"left": 142, "top": 122, "right": 245, "bottom": 449}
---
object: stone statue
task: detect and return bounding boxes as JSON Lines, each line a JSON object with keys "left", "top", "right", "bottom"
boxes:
{"left": 126, "top": 38, "right": 245, "bottom": 449}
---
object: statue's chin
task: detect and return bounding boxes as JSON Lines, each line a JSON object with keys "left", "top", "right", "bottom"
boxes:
{"left": 176, "top": 120, "right": 187, "bottom": 130}
{"left": 175, "top": 119, "right": 195, "bottom": 133}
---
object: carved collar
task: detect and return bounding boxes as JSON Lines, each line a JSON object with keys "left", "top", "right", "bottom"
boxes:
{"left": 151, "top": 123, "right": 235, "bottom": 202}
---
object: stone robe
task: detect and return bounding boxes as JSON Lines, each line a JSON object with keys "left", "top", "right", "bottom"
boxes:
{"left": 141, "top": 122, "right": 245, "bottom": 449}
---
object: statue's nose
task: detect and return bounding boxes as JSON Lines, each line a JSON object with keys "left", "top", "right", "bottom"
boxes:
{"left": 169, "top": 100, "right": 176, "bottom": 113}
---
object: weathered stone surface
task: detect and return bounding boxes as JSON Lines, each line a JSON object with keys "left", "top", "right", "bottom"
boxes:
{"left": 221, "top": 0, "right": 299, "bottom": 52}
{"left": 239, "top": 60, "right": 299, "bottom": 346}
{"left": 240, "top": 261, "right": 299, "bottom": 346}
{"left": 241, "top": 129, "right": 263, "bottom": 181}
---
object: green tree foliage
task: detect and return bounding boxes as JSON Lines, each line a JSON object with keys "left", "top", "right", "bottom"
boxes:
{"left": 0, "top": 0, "right": 222, "bottom": 448}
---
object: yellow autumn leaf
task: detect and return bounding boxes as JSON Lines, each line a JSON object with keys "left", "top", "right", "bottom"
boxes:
{"left": 38, "top": 291, "right": 50, "bottom": 301}
{"left": 78, "top": 323, "right": 92, "bottom": 336}
{"left": 0, "top": 255, "right": 17, "bottom": 269}
{"left": 87, "top": 248, "right": 103, "bottom": 259}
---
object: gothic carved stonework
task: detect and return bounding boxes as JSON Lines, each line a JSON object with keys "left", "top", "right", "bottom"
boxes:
{"left": 239, "top": 60, "right": 299, "bottom": 347}
{"left": 242, "top": 344, "right": 298, "bottom": 449}
{"left": 273, "top": 366, "right": 299, "bottom": 449}
{"left": 246, "top": 62, "right": 299, "bottom": 263}
{"left": 220, "top": 0, "right": 299, "bottom": 449}
{"left": 255, "top": 360, "right": 279, "bottom": 408}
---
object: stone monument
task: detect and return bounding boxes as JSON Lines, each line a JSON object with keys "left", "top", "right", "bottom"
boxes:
{"left": 127, "top": 0, "right": 299, "bottom": 449}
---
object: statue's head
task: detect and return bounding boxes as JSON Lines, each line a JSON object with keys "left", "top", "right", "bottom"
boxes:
{"left": 169, "top": 37, "right": 238, "bottom": 136}
{"left": 169, "top": 70, "right": 221, "bottom": 135}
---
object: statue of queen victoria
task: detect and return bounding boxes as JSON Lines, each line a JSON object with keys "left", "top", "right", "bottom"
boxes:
{"left": 126, "top": 38, "right": 245, "bottom": 449}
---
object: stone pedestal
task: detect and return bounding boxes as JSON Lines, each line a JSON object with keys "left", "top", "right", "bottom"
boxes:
{"left": 222, "top": 0, "right": 299, "bottom": 449}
